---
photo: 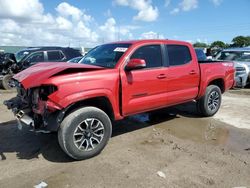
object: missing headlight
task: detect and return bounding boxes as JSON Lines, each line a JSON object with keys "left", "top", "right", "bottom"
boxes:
{"left": 39, "top": 85, "right": 57, "bottom": 100}
{"left": 32, "top": 88, "right": 39, "bottom": 104}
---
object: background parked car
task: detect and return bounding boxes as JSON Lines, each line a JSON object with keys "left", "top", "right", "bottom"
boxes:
{"left": 15, "top": 47, "right": 82, "bottom": 67}
{"left": 0, "top": 47, "right": 82, "bottom": 90}
{"left": 215, "top": 48, "right": 250, "bottom": 88}
{"left": 0, "top": 51, "right": 5, "bottom": 72}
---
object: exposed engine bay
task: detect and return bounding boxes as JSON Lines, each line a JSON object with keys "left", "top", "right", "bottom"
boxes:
{"left": 4, "top": 82, "right": 62, "bottom": 132}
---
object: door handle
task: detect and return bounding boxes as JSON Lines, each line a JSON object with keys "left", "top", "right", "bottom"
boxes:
{"left": 157, "top": 74, "right": 166, "bottom": 79}
{"left": 189, "top": 70, "right": 196, "bottom": 75}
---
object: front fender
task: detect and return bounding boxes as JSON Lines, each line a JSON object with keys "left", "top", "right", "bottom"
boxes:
{"left": 48, "top": 88, "right": 122, "bottom": 120}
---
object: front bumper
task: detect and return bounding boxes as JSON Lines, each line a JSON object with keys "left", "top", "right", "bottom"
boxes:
{"left": 15, "top": 111, "right": 35, "bottom": 130}
{"left": 234, "top": 73, "right": 248, "bottom": 88}
{"left": 4, "top": 97, "right": 63, "bottom": 132}
{"left": 4, "top": 98, "right": 34, "bottom": 130}
{"left": 235, "top": 76, "right": 243, "bottom": 87}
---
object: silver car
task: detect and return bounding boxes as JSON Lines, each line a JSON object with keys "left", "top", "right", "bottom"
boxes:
{"left": 215, "top": 48, "right": 250, "bottom": 88}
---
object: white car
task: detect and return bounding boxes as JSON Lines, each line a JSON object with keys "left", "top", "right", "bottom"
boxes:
{"left": 215, "top": 48, "right": 250, "bottom": 88}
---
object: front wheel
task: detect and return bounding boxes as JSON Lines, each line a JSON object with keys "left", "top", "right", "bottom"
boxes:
{"left": 197, "top": 85, "right": 222, "bottom": 117}
{"left": 58, "top": 107, "right": 112, "bottom": 160}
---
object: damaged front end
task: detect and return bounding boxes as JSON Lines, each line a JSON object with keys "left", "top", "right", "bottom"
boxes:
{"left": 4, "top": 81, "right": 64, "bottom": 132}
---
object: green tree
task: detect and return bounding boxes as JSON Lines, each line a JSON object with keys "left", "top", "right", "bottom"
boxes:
{"left": 246, "top": 36, "right": 250, "bottom": 46}
{"left": 210, "top": 41, "right": 226, "bottom": 48}
{"left": 193, "top": 42, "right": 208, "bottom": 48}
{"left": 232, "top": 36, "right": 250, "bottom": 47}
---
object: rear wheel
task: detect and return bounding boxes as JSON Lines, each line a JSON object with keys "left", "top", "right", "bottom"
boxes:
{"left": 197, "top": 85, "right": 222, "bottom": 117}
{"left": 58, "top": 107, "right": 112, "bottom": 160}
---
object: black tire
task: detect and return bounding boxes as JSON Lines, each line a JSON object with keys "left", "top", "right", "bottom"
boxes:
{"left": 2, "top": 74, "right": 14, "bottom": 90}
{"left": 0, "top": 80, "right": 3, "bottom": 89}
{"left": 58, "top": 107, "right": 112, "bottom": 160}
{"left": 197, "top": 85, "right": 222, "bottom": 117}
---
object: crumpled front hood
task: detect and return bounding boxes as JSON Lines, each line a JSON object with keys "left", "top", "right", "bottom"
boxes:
{"left": 13, "top": 62, "right": 104, "bottom": 89}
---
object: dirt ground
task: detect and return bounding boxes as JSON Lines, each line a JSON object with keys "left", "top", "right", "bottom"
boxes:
{"left": 0, "top": 89, "right": 250, "bottom": 188}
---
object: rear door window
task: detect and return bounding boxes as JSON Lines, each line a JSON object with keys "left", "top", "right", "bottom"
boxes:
{"left": 47, "top": 51, "right": 65, "bottom": 61}
{"left": 166, "top": 45, "right": 192, "bottom": 66}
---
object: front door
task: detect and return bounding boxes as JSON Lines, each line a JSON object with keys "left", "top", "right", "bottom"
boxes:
{"left": 120, "top": 44, "right": 168, "bottom": 116}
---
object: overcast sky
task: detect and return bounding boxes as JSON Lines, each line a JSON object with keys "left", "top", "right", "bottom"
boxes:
{"left": 0, "top": 0, "right": 249, "bottom": 47}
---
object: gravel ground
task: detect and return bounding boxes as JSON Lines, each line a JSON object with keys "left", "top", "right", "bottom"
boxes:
{"left": 0, "top": 89, "right": 249, "bottom": 188}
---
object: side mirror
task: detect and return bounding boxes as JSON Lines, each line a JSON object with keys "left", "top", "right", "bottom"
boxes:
{"left": 125, "top": 59, "right": 146, "bottom": 71}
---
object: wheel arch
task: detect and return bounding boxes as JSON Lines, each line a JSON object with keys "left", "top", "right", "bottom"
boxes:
{"left": 208, "top": 78, "right": 225, "bottom": 93}
{"left": 64, "top": 96, "right": 115, "bottom": 122}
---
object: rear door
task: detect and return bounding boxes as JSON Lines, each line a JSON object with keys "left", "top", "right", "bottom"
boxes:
{"left": 164, "top": 44, "right": 200, "bottom": 105}
{"left": 120, "top": 44, "right": 168, "bottom": 116}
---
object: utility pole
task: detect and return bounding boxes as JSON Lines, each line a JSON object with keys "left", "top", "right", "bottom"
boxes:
{"left": 117, "top": 25, "right": 121, "bottom": 41}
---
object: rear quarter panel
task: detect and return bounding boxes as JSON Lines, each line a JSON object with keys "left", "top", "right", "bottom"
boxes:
{"left": 198, "top": 61, "right": 234, "bottom": 98}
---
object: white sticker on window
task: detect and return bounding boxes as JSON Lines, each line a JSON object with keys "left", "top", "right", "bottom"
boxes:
{"left": 114, "top": 47, "right": 128, "bottom": 52}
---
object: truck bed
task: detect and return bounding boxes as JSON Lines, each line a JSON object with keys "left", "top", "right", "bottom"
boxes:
{"left": 198, "top": 60, "right": 235, "bottom": 98}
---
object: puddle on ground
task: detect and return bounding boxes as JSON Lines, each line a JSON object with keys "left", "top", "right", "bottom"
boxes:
{"left": 126, "top": 111, "right": 250, "bottom": 152}
{"left": 156, "top": 117, "right": 229, "bottom": 145}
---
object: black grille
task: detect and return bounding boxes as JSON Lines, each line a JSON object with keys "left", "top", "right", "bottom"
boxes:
{"left": 236, "top": 67, "right": 246, "bottom": 72}
{"left": 15, "top": 82, "right": 28, "bottom": 99}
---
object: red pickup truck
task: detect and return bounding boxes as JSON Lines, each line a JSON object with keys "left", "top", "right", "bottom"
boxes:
{"left": 4, "top": 40, "right": 234, "bottom": 160}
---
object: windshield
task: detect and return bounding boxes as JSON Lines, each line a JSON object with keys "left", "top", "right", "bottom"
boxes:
{"left": 79, "top": 43, "right": 131, "bottom": 68}
{"left": 15, "top": 50, "right": 30, "bottom": 62}
{"left": 216, "top": 51, "right": 250, "bottom": 62}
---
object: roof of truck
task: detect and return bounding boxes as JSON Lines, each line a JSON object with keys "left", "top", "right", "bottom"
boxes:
{"left": 109, "top": 39, "right": 191, "bottom": 45}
